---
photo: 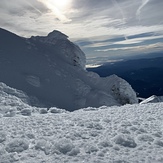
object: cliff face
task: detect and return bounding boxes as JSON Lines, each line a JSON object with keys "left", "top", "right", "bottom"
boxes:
{"left": 0, "top": 28, "right": 137, "bottom": 111}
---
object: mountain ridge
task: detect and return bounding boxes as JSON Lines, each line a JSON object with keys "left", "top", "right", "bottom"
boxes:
{"left": 0, "top": 28, "right": 138, "bottom": 110}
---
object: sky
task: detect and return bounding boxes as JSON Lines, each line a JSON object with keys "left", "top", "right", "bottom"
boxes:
{"left": 0, "top": 0, "right": 163, "bottom": 63}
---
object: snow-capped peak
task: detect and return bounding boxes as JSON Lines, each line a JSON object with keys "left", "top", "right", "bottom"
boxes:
{"left": 30, "top": 30, "right": 68, "bottom": 45}
{"left": 29, "top": 30, "right": 86, "bottom": 69}
{"left": 47, "top": 30, "right": 68, "bottom": 40}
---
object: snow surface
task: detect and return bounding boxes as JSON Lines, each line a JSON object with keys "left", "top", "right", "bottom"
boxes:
{"left": 0, "top": 83, "right": 163, "bottom": 163}
{"left": 0, "top": 28, "right": 138, "bottom": 111}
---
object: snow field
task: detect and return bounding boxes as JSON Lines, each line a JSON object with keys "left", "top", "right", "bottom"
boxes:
{"left": 0, "top": 102, "right": 163, "bottom": 163}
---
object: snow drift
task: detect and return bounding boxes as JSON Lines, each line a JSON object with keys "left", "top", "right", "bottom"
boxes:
{"left": 0, "top": 28, "right": 137, "bottom": 111}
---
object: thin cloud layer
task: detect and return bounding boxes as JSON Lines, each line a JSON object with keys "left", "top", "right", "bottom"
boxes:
{"left": 0, "top": 0, "right": 163, "bottom": 59}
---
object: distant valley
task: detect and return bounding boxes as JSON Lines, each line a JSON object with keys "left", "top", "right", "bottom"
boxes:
{"left": 87, "top": 56, "right": 163, "bottom": 98}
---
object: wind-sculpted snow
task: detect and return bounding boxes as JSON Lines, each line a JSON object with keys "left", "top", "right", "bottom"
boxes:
{"left": 0, "top": 91, "right": 163, "bottom": 162}
{"left": 0, "top": 28, "right": 137, "bottom": 110}
{"left": 30, "top": 30, "right": 86, "bottom": 69}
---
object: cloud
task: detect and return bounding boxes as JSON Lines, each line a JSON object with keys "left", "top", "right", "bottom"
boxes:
{"left": 37, "top": 0, "right": 71, "bottom": 22}
{"left": 79, "top": 25, "right": 163, "bottom": 48}
{"left": 95, "top": 42, "right": 163, "bottom": 53}
{"left": 136, "top": 0, "right": 150, "bottom": 21}
{"left": 0, "top": 0, "right": 48, "bottom": 15}
{"left": 0, "top": 0, "right": 72, "bottom": 36}
{"left": 1, "top": 0, "right": 162, "bottom": 38}
{"left": 0, "top": 0, "right": 163, "bottom": 59}
{"left": 111, "top": 0, "right": 126, "bottom": 23}
{"left": 24, "top": 1, "right": 43, "bottom": 14}
{"left": 114, "top": 35, "right": 163, "bottom": 45}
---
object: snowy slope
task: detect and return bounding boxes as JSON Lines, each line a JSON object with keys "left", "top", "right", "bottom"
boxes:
{"left": 0, "top": 28, "right": 137, "bottom": 110}
{"left": 0, "top": 83, "right": 163, "bottom": 163}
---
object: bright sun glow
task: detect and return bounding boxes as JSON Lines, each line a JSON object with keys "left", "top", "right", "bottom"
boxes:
{"left": 51, "top": 0, "right": 69, "bottom": 8}
{"left": 37, "top": 0, "right": 71, "bottom": 22}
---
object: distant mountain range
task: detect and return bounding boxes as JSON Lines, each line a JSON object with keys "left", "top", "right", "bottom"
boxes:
{"left": 87, "top": 57, "right": 163, "bottom": 98}
{"left": 0, "top": 28, "right": 138, "bottom": 111}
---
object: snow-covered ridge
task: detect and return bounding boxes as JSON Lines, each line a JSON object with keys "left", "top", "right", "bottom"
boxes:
{"left": 47, "top": 30, "right": 68, "bottom": 40}
{"left": 0, "top": 28, "right": 137, "bottom": 110}
{"left": 30, "top": 30, "right": 86, "bottom": 69}
{"left": 31, "top": 30, "right": 68, "bottom": 45}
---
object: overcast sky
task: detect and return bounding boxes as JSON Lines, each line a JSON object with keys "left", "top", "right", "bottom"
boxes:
{"left": 0, "top": 0, "right": 163, "bottom": 62}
